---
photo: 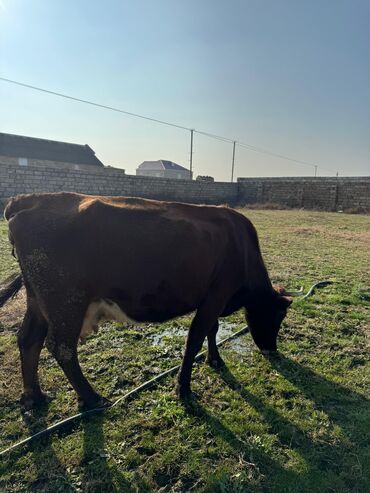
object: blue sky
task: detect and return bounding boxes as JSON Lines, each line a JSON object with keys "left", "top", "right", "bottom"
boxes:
{"left": 1, "top": 0, "right": 369, "bottom": 180}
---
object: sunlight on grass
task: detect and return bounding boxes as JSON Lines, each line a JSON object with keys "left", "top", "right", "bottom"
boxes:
{"left": 0, "top": 210, "right": 369, "bottom": 492}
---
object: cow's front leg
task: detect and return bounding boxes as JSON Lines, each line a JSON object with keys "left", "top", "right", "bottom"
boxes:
{"left": 206, "top": 320, "right": 225, "bottom": 369}
{"left": 18, "top": 301, "right": 49, "bottom": 410}
{"left": 176, "top": 304, "right": 219, "bottom": 400}
{"left": 46, "top": 315, "right": 111, "bottom": 410}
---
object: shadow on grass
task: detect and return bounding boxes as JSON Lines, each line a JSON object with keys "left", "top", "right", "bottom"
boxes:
{"left": 208, "top": 356, "right": 369, "bottom": 492}
{"left": 0, "top": 404, "right": 134, "bottom": 492}
{"left": 2, "top": 353, "right": 368, "bottom": 492}
{"left": 269, "top": 353, "right": 370, "bottom": 430}
{"left": 186, "top": 399, "right": 298, "bottom": 493}
{"left": 80, "top": 413, "right": 135, "bottom": 493}
{"left": 17, "top": 401, "right": 76, "bottom": 492}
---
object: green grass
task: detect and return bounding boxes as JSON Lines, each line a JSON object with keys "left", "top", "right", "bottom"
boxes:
{"left": 0, "top": 209, "right": 369, "bottom": 492}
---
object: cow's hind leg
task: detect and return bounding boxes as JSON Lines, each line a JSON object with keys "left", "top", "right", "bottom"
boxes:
{"left": 46, "top": 307, "right": 110, "bottom": 410}
{"left": 18, "top": 299, "right": 48, "bottom": 410}
{"left": 54, "top": 348, "right": 110, "bottom": 410}
{"left": 206, "top": 321, "right": 225, "bottom": 369}
{"left": 176, "top": 299, "right": 221, "bottom": 400}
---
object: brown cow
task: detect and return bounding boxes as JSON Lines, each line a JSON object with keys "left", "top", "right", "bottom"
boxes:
{"left": 0, "top": 192, "right": 292, "bottom": 410}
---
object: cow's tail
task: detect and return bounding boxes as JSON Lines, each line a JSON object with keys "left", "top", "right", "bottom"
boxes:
{"left": 0, "top": 274, "right": 23, "bottom": 308}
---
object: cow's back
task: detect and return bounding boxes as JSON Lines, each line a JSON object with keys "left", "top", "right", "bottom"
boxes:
{"left": 6, "top": 193, "right": 266, "bottom": 319}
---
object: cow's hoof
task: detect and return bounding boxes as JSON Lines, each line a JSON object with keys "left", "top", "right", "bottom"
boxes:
{"left": 180, "top": 392, "right": 200, "bottom": 412}
{"left": 78, "top": 395, "right": 112, "bottom": 412}
{"left": 176, "top": 385, "right": 198, "bottom": 403}
{"left": 261, "top": 350, "right": 278, "bottom": 358}
{"left": 176, "top": 383, "right": 189, "bottom": 399}
{"left": 20, "top": 391, "right": 51, "bottom": 411}
{"left": 206, "top": 356, "right": 225, "bottom": 369}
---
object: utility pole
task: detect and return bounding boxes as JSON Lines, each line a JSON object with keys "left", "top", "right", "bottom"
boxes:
{"left": 189, "top": 129, "right": 194, "bottom": 180}
{"left": 231, "top": 141, "right": 236, "bottom": 182}
{"left": 314, "top": 165, "right": 318, "bottom": 177}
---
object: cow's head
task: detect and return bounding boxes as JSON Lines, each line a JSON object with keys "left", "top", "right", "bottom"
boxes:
{"left": 245, "top": 285, "right": 293, "bottom": 354}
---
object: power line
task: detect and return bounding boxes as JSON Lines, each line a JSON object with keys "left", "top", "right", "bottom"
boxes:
{"left": 196, "top": 130, "right": 330, "bottom": 173}
{"left": 238, "top": 142, "right": 340, "bottom": 175}
{"left": 194, "top": 129, "right": 234, "bottom": 144}
{"left": 0, "top": 76, "right": 340, "bottom": 175}
{"left": 238, "top": 141, "right": 317, "bottom": 169}
{"left": 0, "top": 76, "right": 190, "bottom": 132}
{"left": 194, "top": 129, "right": 340, "bottom": 175}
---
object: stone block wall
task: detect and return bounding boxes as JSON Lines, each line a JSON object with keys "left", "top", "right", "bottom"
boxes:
{"left": 238, "top": 177, "right": 370, "bottom": 211}
{"left": 0, "top": 163, "right": 237, "bottom": 212}
{"left": 0, "top": 161, "right": 369, "bottom": 213}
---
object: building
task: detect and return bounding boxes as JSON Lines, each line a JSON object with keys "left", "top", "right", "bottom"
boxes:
{"left": 136, "top": 160, "right": 191, "bottom": 180}
{"left": 0, "top": 132, "right": 104, "bottom": 171}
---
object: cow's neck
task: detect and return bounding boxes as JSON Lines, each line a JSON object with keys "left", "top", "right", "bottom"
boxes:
{"left": 247, "top": 253, "right": 274, "bottom": 296}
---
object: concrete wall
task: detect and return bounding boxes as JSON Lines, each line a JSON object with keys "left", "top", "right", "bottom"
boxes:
{"left": 0, "top": 163, "right": 237, "bottom": 212}
{"left": 238, "top": 177, "right": 370, "bottom": 211}
{"left": 0, "top": 161, "right": 369, "bottom": 213}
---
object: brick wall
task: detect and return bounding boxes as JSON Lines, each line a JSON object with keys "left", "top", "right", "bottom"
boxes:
{"left": 238, "top": 177, "right": 370, "bottom": 211}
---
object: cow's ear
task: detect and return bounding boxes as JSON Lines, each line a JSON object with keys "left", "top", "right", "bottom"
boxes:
{"left": 273, "top": 284, "right": 286, "bottom": 295}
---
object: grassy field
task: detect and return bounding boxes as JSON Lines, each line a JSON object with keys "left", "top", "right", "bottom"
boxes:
{"left": 0, "top": 209, "right": 369, "bottom": 493}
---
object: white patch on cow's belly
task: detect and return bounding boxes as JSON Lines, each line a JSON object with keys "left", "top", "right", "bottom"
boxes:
{"left": 80, "top": 299, "right": 135, "bottom": 343}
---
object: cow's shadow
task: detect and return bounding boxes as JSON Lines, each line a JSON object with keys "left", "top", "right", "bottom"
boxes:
{"left": 268, "top": 353, "right": 369, "bottom": 425}
{"left": 186, "top": 401, "right": 299, "bottom": 492}
{"left": 194, "top": 353, "right": 369, "bottom": 489}
{"left": 7, "top": 354, "right": 368, "bottom": 491}
{"left": 9, "top": 404, "right": 132, "bottom": 492}
{"left": 19, "top": 402, "right": 76, "bottom": 492}
{"left": 80, "top": 413, "right": 136, "bottom": 492}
